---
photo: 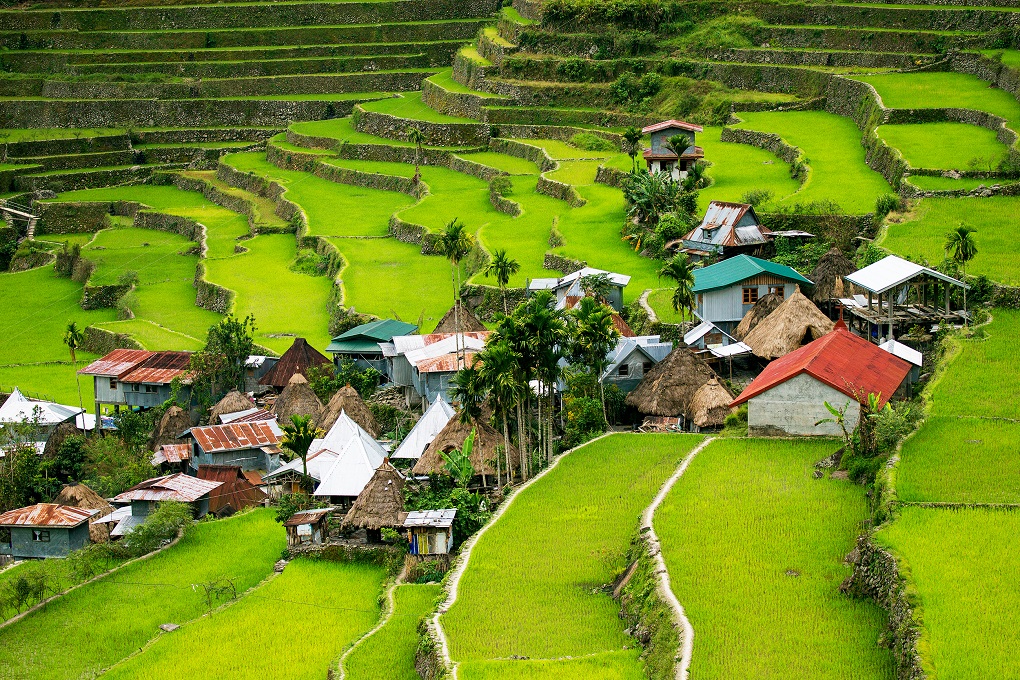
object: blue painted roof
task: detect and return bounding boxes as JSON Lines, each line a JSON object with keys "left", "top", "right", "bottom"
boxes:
{"left": 692, "top": 255, "right": 812, "bottom": 293}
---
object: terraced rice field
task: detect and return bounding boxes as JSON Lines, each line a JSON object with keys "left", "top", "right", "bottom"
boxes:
{"left": 882, "top": 197, "right": 1020, "bottom": 285}
{"left": 0, "top": 510, "right": 284, "bottom": 680}
{"left": 343, "top": 584, "right": 442, "bottom": 680}
{"left": 442, "top": 433, "right": 702, "bottom": 679}
{"left": 875, "top": 507, "right": 1020, "bottom": 680}
{"left": 876, "top": 122, "right": 1009, "bottom": 170}
{"left": 856, "top": 72, "right": 1020, "bottom": 125}
{"left": 734, "top": 111, "right": 892, "bottom": 214}
{"left": 103, "top": 558, "right": 387, "bottom": 680}
{"left": 698, "top": 126, "right": 801, "bottom": 208}
{"left": 361, "top": 91, "right": 476, "bottom": 123}
{"left": 655, "top": 438, "right": 894, "bottom": 680}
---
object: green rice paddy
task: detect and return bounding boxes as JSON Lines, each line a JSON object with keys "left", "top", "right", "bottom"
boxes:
{"left": 698, "top": 126, "right": 801, "bottom": 208}
{"left": 877, "top": 122, "right": 1009, "bottom": 170}
{"left": 656, "top": 438, "right": 895, "bottom": 680}
{"left": 343, "top": 584, "right": 442, "bottom": 680}
{"left": 856, "top": 72, "right": 1020, "bottom": 125}
{"left": 361, "top": 91, "right": 476, "bottom": 123}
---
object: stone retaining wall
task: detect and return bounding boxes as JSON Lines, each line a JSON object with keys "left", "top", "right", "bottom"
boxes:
{"left": 3, "top": 134, "right": 131, "bottom": 159}
{"left": 488, "top": 138, "right": 555, "bottom": 171}
{"left": 543, "top": 252, "right": 584, "bottom": 274}
{"left": 34, "top": 201, "right": 116, "bottom": 233}
{"left": 536, "top": 175, "right": 586, "bottom": 207}
{"left": 354, "top": 105, "right": 490, "bottom": 147}
{"left": 594, "top": 165, "right": 630, "bottom": 188}
{"left": 82, "top": 325, "right": 143, "bottom": 355}
{"left": 451, "top": 155, "right": 504, "bottom": 182}
{"left": 267, "top": 142, "right": 425, "bottom": 198}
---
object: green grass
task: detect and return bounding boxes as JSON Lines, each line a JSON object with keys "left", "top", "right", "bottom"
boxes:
{"left": 735, "top": 111, "right": 892, "bottom": 214}
{"left": 428, "top": 69, "right": 503, "bottom": 98}
{"left": 343, "top": 584, "right": 442, "bottom": 680}
{"left": 656, "top": 438, "right": 894, "bottom": 679}
{"left": 0, "top": 509, "right": 284, "bottom": 680}
{"left": 856, "top": 72, "right": 1020, "bottom": 125}
{"left": 0, "top": 128, "right": 124, "bottom": 142}
{"left": 511, "top": 138, "right": 614, "bottom": 160}
{"left": 94, "top": 319, "right": 204, "bottom": 351}
{"left": 289, "top": 117, "right": 472, "bottom": 150}
{"left": 545, "top": 159, "right": 604, "bottom": 186}
{"left": 980, "top": 49, "right": 1020, "bottom": 69}
{"left": 361, "top": 91, "right": 477, "bottom": 124}
{"left": 458, "top": 151, "right": 540, "bottom": 175}
{"left": 0, "top": 554, "right": 126, "bottom": 624}
{"left": 443, "top": 433, "right": 703, "bottom": 678}
{"left": 906, "top": 175, "right": 995, "bottom": 192}
{"left": 897, "top": 417, "right": 1020, "bottom": 504}
{"left": 876, "top": 122, "right": 1008, "bottom": 170}
{"left": 646, "top": 288, "right": 694, "bottom": 323}
{"left": 103, "top": 558, "right": 386, "bottom": 680}
{"left": 698, "top": 126, "right": 801, "bottom": 208}
{"left": 875, "top": 506, "right": 1020, "bottom": 680}
{"left": 881, "top": 197, "right": 1020, "bottom": 285}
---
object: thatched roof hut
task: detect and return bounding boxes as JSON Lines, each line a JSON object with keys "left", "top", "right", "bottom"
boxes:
{"left": 342, "top": 459, "right": 405, "bottom": 531}
{"left": 42, "top": 421, "right": 80, "bottom": 459}
{"left": 689, "top": 378, "right": 734, "bottom": 429}
{"left": 259, "top": 338, "right": 330, "bottom": 389}
{"left": 149, "top": 405, "right": 192, "bottom": 449}
{"left": 810, "top": 247, "right": 860, "bottom": 304}
{"left": 433, "top": 303, "right": 486, "bottom": 334}
{"left": 741, "top": 287, "right": 834, "bottom": 359}
{"left": 273, "top": 374, "right": 324, "bottom": 425}
{"left": 412, "top": 414, "right": 519, "bottom": 478}
{"left": 210, "top": 390, "right": 254, "bottom": 424}
{"left": 625, "top": 347, "right": 718, "bottom": 418}
{"left": 734, "top": 292, "right": 784, "bottom": 340}
{"left": 52, "top": 483, "right": 114, "bottom": 543}
{"left": 317, "top": 385, "right": 381, "bottom": 437}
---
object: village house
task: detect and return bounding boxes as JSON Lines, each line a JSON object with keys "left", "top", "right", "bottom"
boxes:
{"left": 182, "top": 420, "right": 283, "bottom": 473}
{"left": 730, "top": 320, "right": 912, "bottom": 437}
{"left": 528, "top": 267, "right": 630, "bottom": 312}
{"left": 626, "top": 347, "right": 735, "bottom": 432}
{"left": 641, "top": 120, "right": 704, "bottom": 181}
{"left": 404, "top": 509, "right": 456, "bottom": 556}
{"left": 103, "top": 473, "right": 223, "bottom": 537}
{"left": 671, "top": 201, "right": 772, "bottom": 261}
{"left": 196, "top": 465, "right": 267, "bottom": 516}
{"left": 242, "top": 355, "right": 278, "bottom": 393}
{"left": 79, "top": 349, "right": 192, "bottom": 432}
{"left": 0, "top": 504, "right": 96, "bottom": 559}
{"left": 600, "top": 335, "right": 673, "bottom": 394}
{"left": 258, "top": 337, "right": 331, "bottom": 391}
{"left": 325, "top": 319, "right": 418, "bottom": 378}
{"left": 692, "top": 255, "right": 813, "bottom": 339}
{"left": 386, "top": 332, "right": 489, "bottom": 406}
{"left": 0, "top": 387, "right": 84, "bottom": 454}
{"left": 391, "top": 396, "right": 454, "bottom": 461}
{"left": 284, "top": 507, "right": 333, "bottom": 548}
{"left": 342, "top": 459, "right": 405, "bottom": 543}
{"left": 151, "top": 443, "right": 192, "bottom": 474}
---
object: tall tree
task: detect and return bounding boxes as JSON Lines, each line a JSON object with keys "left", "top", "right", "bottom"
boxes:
{"left": 659, "top": 253, "right": 698, "bottom": 319}
{"left": 193, "top": 314, "right": 257, "bottom": 398}
{"left": 406, "top": 126, "right": 425, "bottom": 184}
{"left": 438, "top": 219, "right": 475, "bottom": 365}
{"left": 490, "top": 311, "right": 534, "bottom": 480}
{"left": 623, "top": 126, "right": 643, "bottom": 173}
{"left": 945, "top": 222, "right": 978, "bottom": 321}
{"left": 567, "top": 297, "right": 620, "bottom": 420}
{"left": 62, "top": 321, "right": 86, "bottom": 418}
{"left": 484, "top": 249, "right": 520, "bottom": 314}
{"left": 477, "top": 339, "right": 524, "bottom": 487}
{"left": 280, "top": 414, "right": 322, "bottom": 490}
{"left": 521, "top": 291, "right": 567, "bottom": 464}
{"left": 450, "top": 365, "right": 487, "bottom": 487}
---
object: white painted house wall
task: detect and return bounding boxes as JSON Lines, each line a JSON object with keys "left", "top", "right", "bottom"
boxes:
{"left": 747, "top": 372, "right": 861, "bottom": 437}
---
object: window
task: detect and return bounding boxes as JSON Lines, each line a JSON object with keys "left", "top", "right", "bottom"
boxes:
{"left": 618, "top": 364, "right": 630, "bottom": 377}
{"left": 145, "top": 384, "right": 158, "bottom": 393}
{"left": 131, "top": 384, "right": 140, "bottom": 392}
{"left": 109, "top": 378, "right": 117, "bottom": 390}
{"left": 770, "top": 286, "right": 785, "bottom": 298}
{"left": 742, "top": 287, "right": 759, "bottom": 305}
{"left": 32, "top": 530, "right": 50, "bottom": 542}
{"left": 642, "top": 362, "right": 653, "bottom": 374}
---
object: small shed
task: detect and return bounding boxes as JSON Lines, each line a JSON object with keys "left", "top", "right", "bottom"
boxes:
{"left": 641, "top": 119, "right": 704, "bottom": 181}
{"left": 879, "top": 338, "right": 923, "bottom": 388}
{"left": 600, "top": 335, "right": 673, "bottom": 393}
{"left": 284, "top": 507, "right": 333, "bottom": 548}
{"left": 411, "top": 413, "right": 520, "bottom": 483}
{"left": 259, "top": 338, "right": 331, "bottom": 390}
{"left": 403, "top": 509, "right": 456, "bottom": 556}
{"left": 0, "top": 504, "right": 96, "bottom": 559}
{"left": 113, "top": 473, "right": 223, "bottom": 522}
{"left": 317, "top": 385, "right": 381, "bottom": 437}
{"left": 674, "top": 201, "right": 772, "bottom": 261}
{"left": 196, "top": 465, "right": 267, "bottom": 516}
{"left": 741, "top": 287, "right": 834, "bottom": 360}
{"left": 342, "top": 459, "right": 405, "bottom": 543}
{"left": 625, "top": 347, "right": 730, "bottom": 431}
{"left": 151, "top": 443, "right": 192, "bottom": 474}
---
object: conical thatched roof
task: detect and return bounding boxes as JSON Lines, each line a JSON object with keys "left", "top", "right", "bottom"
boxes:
{"left": 259, "top": 337, "right": 330, "bottom": 389}
{"left": 734, "top": 292, "right": 784, "bottom": 340}
{"left": 317, "top": 385, "right": 381, "bottom": 437}
{"left": 43, "top": 421, "right": 80, "bottom": 459}
{"left": 433, "top": 303, "right": 486, "bottom": 334}
{"left": 342, "top": 459, "right": 405, "bottom": 531}
{"left": 689, "top": 378, "right": 734, "bottom": 428}
{"left": 52, "top": 483, "right": 114, "bottom": 543}
{"left": 625, "top": 347, "right": 718, "bottom": 418}
{"left": 149, "top": 405, "right": 192, "bottom": 449}
{"left": 210, "top": 390, "right": 254, "bottom": 424}
{"left": 741, "top": 287, "right": 835, "bottom": 359}
{"left": 811, "top": 247, "right": 860, "bottom": 303}
{"left": 412, "top": 413, "right": 519, "bottom": 478}
{"left": 273, "top": 374, "right": 323, "bottom": 425}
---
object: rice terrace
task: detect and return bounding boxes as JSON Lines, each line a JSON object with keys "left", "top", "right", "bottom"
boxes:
{"left": 0, "top": 0, "right": 1018, "bottom": 677}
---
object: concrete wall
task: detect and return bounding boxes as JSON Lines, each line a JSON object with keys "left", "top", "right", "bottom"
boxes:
{"left": 8, "top": 523, "right": 88, "bottom": 559}
{"left": 748, "top": 373, "right": 861, "bottom": 437}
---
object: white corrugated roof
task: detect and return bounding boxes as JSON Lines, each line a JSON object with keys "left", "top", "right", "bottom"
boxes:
{"left": 846, "top": 255, "right": 967, "bottom": 294}
{"left": 403, "top": 508, "right": 456, "bottom": 528}
{"left": 404, "top": 335, "right": 487, "bottom": 368}
{"left": 0, "top": 388, "right": 82, "bottom": 426}
{"left": 708, "top": 342, "right": 752, "bottom": 358}
{"left": 392, "top": 396, "right": 455, "bottom": 460}
{"left": 313, "top": 432, "right": 386, "bottom": 498}
{"left": 684, "top": 321, "right": 715, "bottom": 346}
{"left": 879, "top": 339, "right": 923, "bottom": 367}
{"left": 527, "top": 267, "right": 630, "bottom": 292}
{"left": 263, "top": 447, "right": 339, "bottom": 483}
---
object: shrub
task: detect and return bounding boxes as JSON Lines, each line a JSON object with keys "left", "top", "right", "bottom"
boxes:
{"left": 741, "top": 189, "right": 774, "bottom": 208}
{"left": 569, "top": 132, "right": 616, "bottom": 152}
{"left": 121, "top": 501, "right": 193, "bottom": 556}
{"left": 874, "top": 193, "right": 902, "bottom": 218}
{"left": 674, "top": 14, "right": 766, "bottom": 52}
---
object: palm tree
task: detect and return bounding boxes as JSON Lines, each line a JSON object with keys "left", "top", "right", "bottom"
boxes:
{"left": 406, "top": 126, "right": 425, "bottom": 184}
{"left": 568, "top": 297, "right": 620, "bottom": 420}
{"left": 280, "top": 415, "right": 322, "bottom": 491}
{"left": 491, "top": 311, "right": 534, "bottom": 480}
{"left": 477, "top": 339, "right": 524, "bottom": 487}
{"left": 484, "top": 249, "right": 520, "bottom": 314}
{"left": 450, "top": 366, "right": 487, "bottom": 487}
{"left": 664, "top": 133, "right": 690, "bottom": 157}
{"left": 623, "top": 126, "right": 643, "bottom": 173}
{"left": 659, "top": 252, "right": 697, "bottom": 319}
{"left": 945, "top": 222, "right": 978, "bottom": 321}
{"left": 521, "top": 291, "right": 567, "bottom": 464}
{"left": 63, "top": 321, "right": 86, "bottom": 419}
{"left": 438, "top": 219, "right": 475, "bottom": 365}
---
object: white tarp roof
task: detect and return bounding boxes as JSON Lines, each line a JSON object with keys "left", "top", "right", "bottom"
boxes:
{"left": 879, "top": 339, "right": 923, "bottom": 367}
{"left": 263, "top": 448, "right": 339, "bottom": 482}
{"left": 0, "top": 388, "right": 82, "bottom": 426}
{"left": 846, "top": 255, "right": 966, "bottom": 294}
{"left": 403, "top": 335, "right": 488, "bottom": 368}
{"left": 313, "top": 431, "right": 386, "bottom": 498}
{"left": 392, "top": 396, "right": 454, "bottom": 460}
{"left": 708, "top": 342, "right": 752, "bottom": 358}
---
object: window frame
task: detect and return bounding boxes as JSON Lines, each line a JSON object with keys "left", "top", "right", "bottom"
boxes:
{"left": 32, "top": 529, "right": 50, "bottom": 542}
{"left": 742, "top": 287, "right": 759, "bottom": 305}
{"left": 618, "top": 364, "right": 630, "bottom": 377}
{"left": 109, "top": 377, "right": 118, "bottom": 390}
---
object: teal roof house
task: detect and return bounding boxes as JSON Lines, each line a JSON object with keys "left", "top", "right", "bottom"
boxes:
{"left": 326, "top": 319, "right": 418, "bottom": 378}
{"left": 691, "top": 255, "right": 812, "bottom": 340}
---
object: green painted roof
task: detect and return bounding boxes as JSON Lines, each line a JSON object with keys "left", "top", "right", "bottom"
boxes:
{"left": 691, "top": 255, "right": 812, "bottom": 293}
{"left": 326, "top": 319, "right": 418, "bottom": 354}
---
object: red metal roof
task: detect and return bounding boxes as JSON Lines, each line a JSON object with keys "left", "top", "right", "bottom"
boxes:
{"left": 642, "top": 119, "right": 704, "bottom": 134}
{"left": 417, "top": 352, "right": 480, "bottom": 374}
{"left": 79, "top": 349, "right": 153, "bottom": 378}
{"left": 228, "top": 409, "right": 275, "bottom": 423}
{"left": 153, "top": 443, "right": 191, "bottom": 465}
{"left": 121, "top": 351, "right": 193, "bottom": 384}
{"left": 258, "top": 338, "right": 330, "bottom": 388}
{"left": 114, "top": 473, "right": 222, "bottom": 503}
{"left": 189, "top": 421, "right": 280, "bottom": 453}
{"left": 0, "top": 503, "right": 96, "bottom": 528}
{"left": 731, "top": 324, "right": 912, "bottom": 408}
{"left": 197, "top": 465, "right": 267, "bottom": 514}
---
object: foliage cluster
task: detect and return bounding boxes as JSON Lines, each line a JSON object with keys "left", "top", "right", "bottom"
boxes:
{"left": 306, "top": 360, "right": 379, "bottom": 402}
{"left": 569, "top": 132, "right": 617, "bottom": 152}
{"left": 404, "top": 475, "right": 489, "bottom": 547}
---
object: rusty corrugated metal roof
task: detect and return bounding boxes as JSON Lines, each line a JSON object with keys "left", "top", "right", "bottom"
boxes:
{"left": 189, "top": 421, "right": 280, "bottom": 454}
{"left": 114, "top": 473, "right": 222, "bottom": 503}
{"left": 283, "top": 507, "right": 333, "bottom": 527}
{"left": 226, "top": 409, "right": 275, "bottom": 423}
{"left": 79, "top": 349, "right": 153, "bottom": 378}
{"left": 121, "top": 351, "right": 193, "bottom": 384}
{"left": 417, "top": 352, "right": 480, "bottom": 374}
{"left": 197, "top": 465, "right": 267, "bottom": 514}
{"left": 152, "top": 443, "right": 191, "bottom": 466}
{"left": 0, "top": 503, "right": 97, "bottom": 527}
